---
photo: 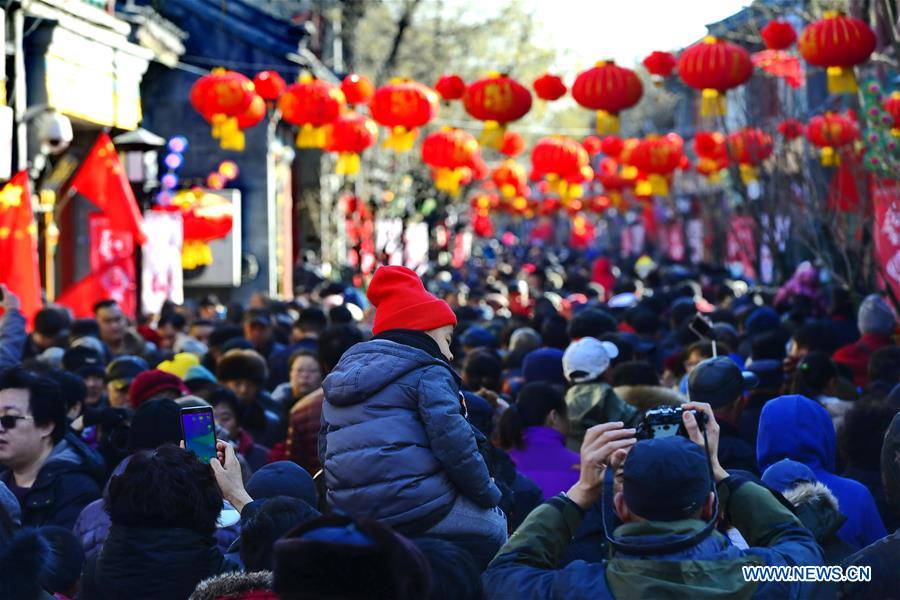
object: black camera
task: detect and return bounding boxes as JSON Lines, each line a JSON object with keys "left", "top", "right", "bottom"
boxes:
{"left": 635, "top": 406, "right": 708, "bottom": 440}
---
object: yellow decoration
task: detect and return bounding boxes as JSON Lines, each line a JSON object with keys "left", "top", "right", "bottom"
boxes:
{"left": 826, "top": 66, "right": 858, "bottom": 94}
{"left": 433, "top": 167, "right": 465, "bottom": 196}
{"left": 218, "top": 116, "right": 245, "bottom": 151}
{"left": 477, "top": 121, "right": 505, "bottom": 151}
{"left": 182, "top": 240, "right": 213, "bottom": 270}
{"left": 595, "top": 110, "right": 619, "bottom": 135}
{"left": 335, "top": 153, "right": 361, "bottom": 175}
{"left": 383, "top": 126, "right": 418, "bottom": 152}
{"left": 297, "top": 124, "right": 327, "bottom": 148}
{"left": 739, "top": 164, "right": 759, "bottom": 184}
{"left": 700, "top": 89, "right": 727, "bottom": 117}
{"left": 820, "top": 146, "right": 839, "bottom": 167}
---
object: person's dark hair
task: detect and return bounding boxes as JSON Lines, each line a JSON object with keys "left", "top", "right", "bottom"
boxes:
{"left": 296, "top": 307, "right": 328, "bottom": 335}
{"left": 791, "top": 323, "right": 827, "bottom": 353}
{"left": 328, "top": 305, "right": 353, "bottom": 325}
{"left": 190, "top": 318, "right": 213, "bottom": 330}
{"left": 838, "top": 400, "right": 898, "bottom": 471}
{"left": 686, "top": 340, "right": 716, "bottom": 361}
{"left": 540, "top": 314, "right": 570, "bottom": 350}
{"left": 412, "top": 536, "right": 482, "bottom": 600}
{"left": 69, "top": 319, "right": 100, "bottom": 343}
{"left": 498, "top": 382, "right": 566, "bottom": 450}
{"left": 43, "top": 369, "right": 87, "bottom": 415}
{"left": 610, "top": 361, "right": 660, "bottom": 387}
{"left": 34, "top": 308, "right": 69, "bottom": 339}
{"left": 207, "top": 386, "right": 243, "bottom": 426}
{"left": 288, "top": 349, "right": 321, "bottom": 374}
{"left": 157, "top": 312, "right": 186, "bottom": 330}
{"left": 37, "top": 526, "right": 84, "bottom": 595}
{"left": 462, "top": 350, "right": 502, "bottom": 392}
{"left": 207, "top": 325, "right": 244, "bottom": 349}
{"left": 750, "top": 330, "right": 787, "bottom": 361}
{"left": 0, "top": 367, "right": 66, "bottom": 443}
{"left": 625, "top": 309, "right": 659, "bottom": 337}
{"left": 567, "top": 308, "right": 617, "bottom": 340}
{"left": 792, "top": 352, "right": 836, "bottom": 398}
{"left": 868, "top": 346, "right": 900, "bottom": 387}
{"left": 106, "top": 444, "right": 222, "bottom": 535}
{"left": 92, "top": 299, "right": 118, "bottom": 314}
{"left": 317, "top": 324, "right": 363, "bottom": 373}
{"left": 241, "top": 496, "right": 320, "bottom": 571}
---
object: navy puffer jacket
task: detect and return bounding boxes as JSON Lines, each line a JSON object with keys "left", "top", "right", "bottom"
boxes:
{"left": 320, "top": 339, "right": 501, "bottom": 534}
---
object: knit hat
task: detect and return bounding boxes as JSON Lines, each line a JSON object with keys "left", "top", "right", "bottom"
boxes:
{"left": 217, "top": 349, "right": 268, "bottom": 386}
{"left": 128, "top": 398, "right": 183, "bottom": 452}
{"left": 127, "top": 369, "right": 189, "bottom": 408}
{"left": 184, "top": 364, "right": 217, "bottom": 384}
{"left": 761, "top": 458, "right": 817, "bottom": 493}
{"left": 562, "top": 337, "right": 619, "bottom": 383}
{"left": 62, "top": 346, "right": 105, "bottom": 379}
{"left": 521, "top": 348, "right": 566, "bottom": 386}
{"left": 623, "top": 436, "right": 711, "bottom": 521}
{"left": 247, "top": 462, "right": 318, "bottom": 506}
{"left": 273, "top": 514, "right": 432, "bottom": 600}
{"left": 157, "top": 352, "right": 201, "bottom": 380}
{"left": 367, "top": 266, "right": 457, "bottom": 336}
{"left": 461, "top": 326, "right": 496, "bottom": 349}
{"left": 858, "top": 294, "right": 896, "bottom": 336}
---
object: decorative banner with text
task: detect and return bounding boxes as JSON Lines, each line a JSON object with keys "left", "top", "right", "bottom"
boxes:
{"left": 141, "top": 210, "right": 184, "bottom": 315}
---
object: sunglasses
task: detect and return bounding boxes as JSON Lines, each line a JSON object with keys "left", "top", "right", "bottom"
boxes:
{"left": 0, "top": 415, "right": 34, "bottom": 430}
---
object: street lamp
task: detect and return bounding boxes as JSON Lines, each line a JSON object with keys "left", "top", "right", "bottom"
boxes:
{"left": 112, "top": 127, "right": 166, "bottom": 199}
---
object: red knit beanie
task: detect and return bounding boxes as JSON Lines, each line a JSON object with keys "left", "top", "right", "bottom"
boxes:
{"left": 128, "top": 369, "right": 189, "bottom": 408}
{"left": 367, "top": 266, "right": 457, "bottom": 335}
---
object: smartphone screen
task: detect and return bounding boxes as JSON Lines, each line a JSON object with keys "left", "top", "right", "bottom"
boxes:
{"left": 181, "top": 407, "right": 216, "bottom": 464}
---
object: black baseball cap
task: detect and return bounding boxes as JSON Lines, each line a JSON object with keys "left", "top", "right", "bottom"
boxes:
{"left": 623, "top": 436, "right": 711, "bottom": 521}
{"left": 106, "top": 355, "right": 149, "bottom": 390}
{"left": 62, "top": 346, "right": 105, "bottom": 379}
{"left": 688, "top": 357, "right": 759, "bottom": 408}
{"left": 243, "top": 308, "right": 272, "bottom": 327}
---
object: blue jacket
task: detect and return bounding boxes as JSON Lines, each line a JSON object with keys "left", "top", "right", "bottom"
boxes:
{"left": 320, "top": 339, "right": 501, "bottom": 534}
{"left": 483, "top": 478, "right": 823, "bottom": 599}
{"left": 757, "top": 395, "right": 886, "bottom": 550}
{"left": 0, "top": 308, "right": 26, "bottom": 370}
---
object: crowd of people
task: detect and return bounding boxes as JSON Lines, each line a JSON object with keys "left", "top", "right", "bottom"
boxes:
{"left": 0, "top": 247, "right": 898, "bottom": 599}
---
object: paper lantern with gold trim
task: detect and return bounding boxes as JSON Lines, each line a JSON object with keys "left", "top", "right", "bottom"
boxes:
{"left": 324, "top": 112, "right": 378, "bottom": 175}
{"left": 168, "top": 190, "right": 234, "bottom": 270}
{"left": 236, "top": 94, "right": 267, "bottom": 130}
{"left": 727, "top": 128, "right": 773, "bottom": 183}
{"left": 806, "top": 113, "right": 859, "bottom": 166}
{"left": 799, "top": 12, "right": 876, "bottom": 94}
{"left": 693, "top": 131, "right": 729, "bottom": 182}
{"left": 677, "top": 36, "right": 753, "bottom": 117}
{"left": 530, "top": 136, "right": 590, "bottom": 199}
{"left": 582, "top": 136, "right": 603, "bottom": 156}
{"left": 778, "top": 118, "right": 805, "bottom": 140}
{"left": 572, "top": 61, "right": 643, "bottom": 134}
{"left": 533, "top": 73, "right": 567, "bottom": 101}
{"left": 278, "top": 76, "right": 346, "bottom": 148}
{"left": 190, "top": 68, "right": 255, "bottom": 151}
{"left": 642, "top": 51, "right": 677, "bottom": 85}
{"left": 340, "top": 73, "right": 375, "bottom": 105}
{"left": 499, "top": 130, "right": 526, "bottom": 157}
{"left": 421, "top": 128, "right": 480, "bottom": 196}
{"left": 252, "top": 70, "right": 286, "bottom": 101}
{"left": 370, "top": 79, "right": 439, "bottom": 152}
{"left": 463, "top": 74, "right": 533, "bottom": 150}
{"left": 491, "top": 160, "right": 528, "bottom": 199}
{"left": 625, "top": 134, "right": 684, "bottom": 196}
{"left": 761, "top": 20, "right": 797, "bottom": 50}
{"left": 435, "top": 74, "right": 466, "bottom": 101}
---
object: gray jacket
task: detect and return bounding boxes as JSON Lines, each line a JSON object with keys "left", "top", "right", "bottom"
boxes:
{"left": 319, "top": 339, "right": 501, "bottom": 533}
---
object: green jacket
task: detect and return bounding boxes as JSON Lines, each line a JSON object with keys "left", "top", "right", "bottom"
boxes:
{"left": 564, "top": 382, "right": 639, "bottom": 451}
{"left": 482, "top": 477, "right": 824, "bottom": 599}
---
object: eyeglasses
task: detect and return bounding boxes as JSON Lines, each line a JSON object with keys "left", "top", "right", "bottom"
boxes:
{"left": 0, "top": 415, "right": 34, "bottom": 430}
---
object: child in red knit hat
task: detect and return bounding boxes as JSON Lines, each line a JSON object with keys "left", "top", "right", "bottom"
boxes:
{"left": 318, "top": 266, "right": 507, "bottom": 567}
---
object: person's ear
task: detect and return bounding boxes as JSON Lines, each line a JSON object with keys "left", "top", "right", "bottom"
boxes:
{"left": 701, "top": 491, "right": 716, "bottom": 520}
{"left": 37, "top": 421, "right": 56, "bottom": 442}
{"left": 614, "top": 491, "right": 633, "bottom": 522}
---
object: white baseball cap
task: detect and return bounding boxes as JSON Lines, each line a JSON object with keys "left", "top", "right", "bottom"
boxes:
{"left": 563, "top": 337, "right": 620, "bottom": 383}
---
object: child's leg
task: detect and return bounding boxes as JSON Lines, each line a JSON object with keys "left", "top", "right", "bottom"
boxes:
{"left": 423, "top": 495, "right": 508, "bottom": 569}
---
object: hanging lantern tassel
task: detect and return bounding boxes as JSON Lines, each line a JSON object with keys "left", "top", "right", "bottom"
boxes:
{"left": 647, "top": 174, "right": 669, "bottom": 196}
{"left": 820, "top": 146, "right": 839, "bottom": 167}
{"left": 700, "top": 89, "right": 727, "bottom": 117}
{"left": 564, "top": 182, "right": 584, "bottom": 200}
{"left": 595, "top": 110, "right": 620, "bottom": 135}
{"left": 218, "top": 117, "right": 245, "bottom": 151}
{"left": 433, "top": 168, "right": 464, "bottom": 196}
{"left": 478, "top": 121, "right": 506, "bottom": 151}
{"left": 297, "top": 124, "right": 327, "bottom": 148}
{"left": 739, "top": 164, "right": 759, "bottom": 184}
{"left": 182, "top": 240, "right": 214, "bottom": 270}
{"left": 826, "top": 66, "right": 858, "bottom": 95}
{"left": 382, "top": 126, "right": 419, "bottom": 152}
{"left": 335, "top": 153, "right": 361, "bottom": 175}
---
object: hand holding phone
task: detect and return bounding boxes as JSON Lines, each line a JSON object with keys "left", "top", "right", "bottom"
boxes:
{"left": 181, "top": 407, "right": 217, "bottom": 465}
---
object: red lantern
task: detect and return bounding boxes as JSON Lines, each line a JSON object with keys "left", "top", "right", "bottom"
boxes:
{"left": 190, "top": 69, "right": 255, "bottom": 150}
{"left": 727, "top": 128, "right": 773, "bottom": 183}
{"left": 531, "top": 136, "right": 590, "bottom": 199}
{"left": 236, "top": 94, "right": 267, "bottom": 130}
{"left": 572, "top": 61, "right": 643, "bottom": 134}
{"left": 435, "top": 74, "right": 466, "bottom": 101}
{"left": 642, "top": 51, "right": 677, "bottom": 84}
{"left": 778, "top": 118, "right": 805, "bottom": 140}
{"left": 324, "top": 112, "right": 378, "bottom": 175}
{"left": 806, "top": 113, "right": 859, "bottom": 166}
{"left": 600, "top": 135, "right": 624, "bottom": 158}
{"left": 278, "top": 76, "right": 346, "bottom": 148}
{"left": 499, "top": 130, "right": 526, "bottom": 157}
{"left": 886, "top": 92, "right": 900, "bottom": 135}
{"left": 340, "top": 73, "right": 375, "bottom": 105}
{"left": 370, "top": 79, "right": 438, "bottom": 152}
{"left": 253, "top": 70, "right": 287, "bottom": 101}
{"left": 168, "top": 190, "right": 235, "bottom": 269}
{"left": 463, "top": 74, "right": 533, "bottom": 149}
{"left": 582, "top": 136, "right": 603, "bottom": 156}
{"left": 761, "top": 20, "right": 797, "bottom": 50}
{"left": 677, "top": 36, "right": 752, "bottom": 116}
{"left": 533, "top": 73, "right": 567, "bottom": 101}
{"left": 694, "top": 131, "right": 727, "bottom": 160}
{"left": 625, "top": 134, "right": 684, "bottom": 196}
{"left": 491, "top": 160, "right": 528, "bottom": 198}
{"left": 421, "top": 128, "right": 480, "bottom": 195}
{"left": 799, "top": 11, "right": 876, "bottom": 94}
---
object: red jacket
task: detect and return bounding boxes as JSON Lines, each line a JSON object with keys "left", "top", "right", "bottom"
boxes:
{"left": 832, "top": 333, "right": 892, "bottom": 387}
{"left": 286, "top": 388, "right": 325, "bottom": 475}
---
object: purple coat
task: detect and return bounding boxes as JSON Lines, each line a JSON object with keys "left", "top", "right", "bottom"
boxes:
{"left": 507, "top": 427, "right": 580, "bottom": 499}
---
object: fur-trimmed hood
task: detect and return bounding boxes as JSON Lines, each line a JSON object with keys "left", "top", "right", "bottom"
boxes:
{"left": 189, "top": 570, "right": 274, "bottom": 600}
{"left": 783, "top": 482, "right": 847, "bottom": 543}
{"left": 614, "top": 385, "right": 686, "bottom": 413}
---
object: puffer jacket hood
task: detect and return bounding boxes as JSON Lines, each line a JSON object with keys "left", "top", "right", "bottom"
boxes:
{"left": 784, "top": 482, "right": 846, "bottom": 542}
{"left": 323, "top": 339, "right": 456, "bottom": 407}
{"left": 43, "top": 431, "right": 107, "bottom": 487}
{"left": 757, "top": 395, "right": 835, "bottom": 473}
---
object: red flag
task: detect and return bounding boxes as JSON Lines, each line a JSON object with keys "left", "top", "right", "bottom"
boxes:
{"left": 873, "top": 180, "right": 900, "bottom": 301}
{"left": 0, "top": 171, "right": 42, "bottom": 323}
{"left": 68, "top": 132, "right": 147, "bottom": 245}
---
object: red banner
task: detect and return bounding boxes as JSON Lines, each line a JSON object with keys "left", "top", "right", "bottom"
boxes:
{"left": 727, "top": 215, "right": 758, "bottom": 280}
{"left": 873, "top": 180, "right": 900, "bottom": 301}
